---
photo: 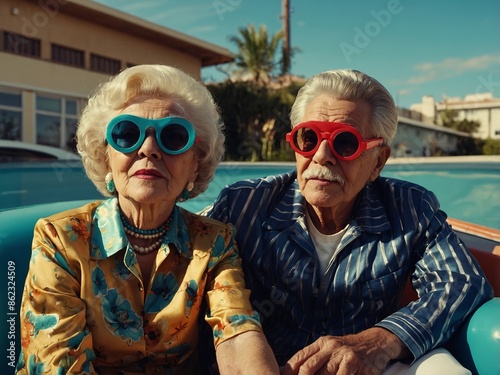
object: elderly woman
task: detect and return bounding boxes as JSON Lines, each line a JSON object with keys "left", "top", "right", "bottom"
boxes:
{"left": 206, "top": 69, "right": 493, "bottom": 374}
{"left": 16, "top": 65, "right": 278, "bottom": 374}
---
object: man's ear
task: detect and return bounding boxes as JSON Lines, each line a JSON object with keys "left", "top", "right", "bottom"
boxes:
{"left": 369, "top": 145, "right": 391, "bottom": 182}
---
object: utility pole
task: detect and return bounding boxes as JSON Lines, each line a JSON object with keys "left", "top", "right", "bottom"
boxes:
{"left": 282, "top": 0, "right": 290, "bottom": 76}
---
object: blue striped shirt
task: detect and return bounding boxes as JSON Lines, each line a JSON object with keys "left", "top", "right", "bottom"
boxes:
{"left": 206, "top": 170, "right": 493, "bottom": 365}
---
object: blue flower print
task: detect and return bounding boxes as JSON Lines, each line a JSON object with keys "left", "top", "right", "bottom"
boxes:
{"left": 90, "top": 243, "right": 106, "bottom": 258}
{"left": 208, "top": 235, "right": 229, "bottom": 269}
{"left": 58, "top": 348, "right": 94, "bottom": 374}
{"left": 40, "top": 249, "right": 75, "bottom": 277}
{"left": 67, "top": 328, "right": 91, "bottom": 349}
{"left": 145, "top": 272, "right": 179, "bottom": 312}
{"left": 101, "top": 289, "right": 142, "bottom": 342}
{"left": 124, "top": 248, "right": 139, "bottom": 268}
{"left": 113, "top": 260, "right": 132, "bottom": 280}
{"left": 53, "top": 250, "right": 76, "bottom": 277}
{"left": 228, "top": 311, "right": 261, "bottom": 326}
{"left": 15, "top": 351, "right": 25, "bottom": 372}
{"left": 56, "top": 348, "right": 96, "bottom": 375}
{"left": 91, "top": 266, "right": 108, "bottom": 296}
{"left": 26, "top": 310, "right": 58, "bottom": 338}
{"left": 185, "top": 280, "right": 198, "bottom": 309}
{"left": 213, "top": 326, "right": 224, "bottom": 340}
{"left": 30, "top": 247, "right": 41, "bottom": 264}
{"left": 27, "top": 354, "right": 45, "bottom": 375}
{"left": 212, "top": 236, "right": 225, "bottom": 258}
{"left": 81, "top": 348, "right": 96, "bottom": 372}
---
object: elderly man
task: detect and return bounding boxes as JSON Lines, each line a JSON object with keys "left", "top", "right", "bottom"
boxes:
{"left": 206, "top": 69, "right": 493, "bottom": 374}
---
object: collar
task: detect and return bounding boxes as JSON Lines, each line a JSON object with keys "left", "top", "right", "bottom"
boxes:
{"left": 262, "top": 173, "right": 391, "bottom": 234}
{"left": 90, "top": 198, "right": 192, "bottom": 260}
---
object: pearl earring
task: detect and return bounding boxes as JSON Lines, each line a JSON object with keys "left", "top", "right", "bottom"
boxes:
{"left": 177, "top": 181, "right": 194, "bottom": 202}
{"left": 105, "top": 172, "right": 115, "bottom": 193}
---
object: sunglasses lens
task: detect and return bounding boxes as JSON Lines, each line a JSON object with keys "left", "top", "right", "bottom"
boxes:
{"left": 160, "top": 123, "right": 190, "bottom": 152}
{"left": 333, "top": 131, "right": 359, "bottom": 157}
{"left": 111, "top": 121, "right": 140, "bottom": 150}
{"left": 294, "top": 127, "right": 318, "bottom": 152}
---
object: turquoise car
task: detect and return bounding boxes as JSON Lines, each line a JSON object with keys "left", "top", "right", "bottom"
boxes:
{"left": 1, "top": 160, "right": 499, "bottom": 374}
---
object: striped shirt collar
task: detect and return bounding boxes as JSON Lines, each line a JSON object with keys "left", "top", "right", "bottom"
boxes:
{"left": 263, "top": 171, "right": 392, "bottom": 234}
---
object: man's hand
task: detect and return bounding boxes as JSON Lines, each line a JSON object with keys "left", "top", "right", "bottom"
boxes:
{"left": 281, "top": 327, "right": 411, "bottom": 375}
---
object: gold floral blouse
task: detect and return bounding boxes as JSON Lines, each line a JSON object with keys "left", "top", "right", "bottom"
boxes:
{"left": 16, "top": 198, "right": 261, "bottom": 374}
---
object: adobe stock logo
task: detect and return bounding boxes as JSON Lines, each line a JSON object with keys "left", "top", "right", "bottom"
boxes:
{"left": 339, "top": 0, "right": 405, "bottom": 63}
{"left": 213, "top": 0, "right": 243, "bottom": 21}
{"left": 21, "top": 0, "right": 69, "bottom": 37}
{"left": 475, "top": 73, "right": 500, "bottom": 96}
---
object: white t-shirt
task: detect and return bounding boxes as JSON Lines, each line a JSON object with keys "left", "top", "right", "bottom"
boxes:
{"left": 305, "top": 211, "right": 348, "bottom": 276}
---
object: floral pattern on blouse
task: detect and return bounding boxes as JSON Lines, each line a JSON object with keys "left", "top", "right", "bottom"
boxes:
{"left": 16, "top": 198, "right": 261, "bottom": 374}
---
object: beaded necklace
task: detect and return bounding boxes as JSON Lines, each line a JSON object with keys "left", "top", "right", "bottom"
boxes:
{"left": 120, "top": 212, "right": 172, "bottom": 255}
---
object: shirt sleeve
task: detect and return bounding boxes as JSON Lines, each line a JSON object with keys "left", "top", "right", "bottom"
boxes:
{"left": 17, "top": 218, "right": 96, "bottom": 374}
{"left": 375, "top": 190, "right": 494, "bottom": 362}
{"left": 203, "top": 222, "right": 263, "bottom": 348}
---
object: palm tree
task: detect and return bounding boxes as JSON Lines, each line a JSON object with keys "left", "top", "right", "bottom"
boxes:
{"left": 229, "top": 24, "right": 283, "bottom": 85}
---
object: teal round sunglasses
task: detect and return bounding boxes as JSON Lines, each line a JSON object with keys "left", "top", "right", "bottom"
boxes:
{"left": 106, "top": 114, "right": 198, "bottom": 155}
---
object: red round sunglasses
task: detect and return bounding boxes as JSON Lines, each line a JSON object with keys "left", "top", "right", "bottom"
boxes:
{"left": 286, "top": 121, "right": 384, "bottom": 160}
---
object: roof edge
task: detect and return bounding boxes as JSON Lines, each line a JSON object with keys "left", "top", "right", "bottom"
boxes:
{"left": 43, "top": 0, "right": 234, "bottom": 66}
{"left": 398, "top": 116, "right": 472, "bottom": 137}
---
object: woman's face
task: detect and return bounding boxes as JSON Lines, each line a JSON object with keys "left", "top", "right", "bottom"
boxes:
{"left": 107, "top": 96, "right": 199, "bottom": 207}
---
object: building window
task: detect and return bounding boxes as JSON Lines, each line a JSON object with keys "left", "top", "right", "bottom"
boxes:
{"left": 35, "top": 95, "right": 80, "bottom": 150}
{"left": 65, "top": 100, "right": 79, "bottom": 152}
{"left": 52, "top": 44, "right": 85, "bottom": 67}
{"left": 2, "top": 31, "right": 41, "bottom": 57}
{"left": 0, "top": 90, "right": 22, "bottom": 140}
{"left": 90, "top": 53, "right": 121, "bottom": 75}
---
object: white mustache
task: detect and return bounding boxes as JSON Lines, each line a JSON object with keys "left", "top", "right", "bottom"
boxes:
{"left": 302, "top": 167, "right": 344, "bottom": 185}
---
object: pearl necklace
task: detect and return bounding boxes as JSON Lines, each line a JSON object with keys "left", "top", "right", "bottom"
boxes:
{"left": 120, "top": 212, "right": 172, "bottom": 255}
{"left": 130, "top": 238, "right": 164, "bottom": 255}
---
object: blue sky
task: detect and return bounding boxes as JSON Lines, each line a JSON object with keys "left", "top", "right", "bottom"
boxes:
{"left": 93, "top": 0, "right": 500, "bottom": 109}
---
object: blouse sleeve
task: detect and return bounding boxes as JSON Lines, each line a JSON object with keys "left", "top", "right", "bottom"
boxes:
{"left": 16, "top": 218, "right": 96, "bottom": 374}
{"left": 203, "top": 222, "right": 263, "bottom": 348}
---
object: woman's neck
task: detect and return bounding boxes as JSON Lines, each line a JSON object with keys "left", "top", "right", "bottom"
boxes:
{"left": 118, "top": 198, "right": 174, "bottom": 229}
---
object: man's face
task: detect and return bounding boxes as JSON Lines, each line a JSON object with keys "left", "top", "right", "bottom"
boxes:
{"left": 295, "top": 95, "right": 389, "bottom": 215}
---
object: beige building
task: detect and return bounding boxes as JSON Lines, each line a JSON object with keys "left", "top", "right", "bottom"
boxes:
{"left": 0, "top": 0, "right": 233, "bottom": 150}
{"left": 392, "top": 116, "right": 471, "bottom": 157}
{"left": 410, "top": 93, "right": 500, "bottom": 140}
